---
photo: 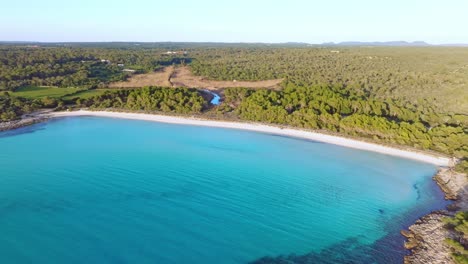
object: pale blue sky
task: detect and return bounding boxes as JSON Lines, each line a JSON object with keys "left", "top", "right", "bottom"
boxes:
{"left": 1, "top": 0, "right": 467, "bottom": 44}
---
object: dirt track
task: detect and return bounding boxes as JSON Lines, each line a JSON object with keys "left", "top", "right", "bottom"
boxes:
{"left": 109, "top": 66, "right": 283, "bottom": 90}
{"left": 109, "top": 66, "right": 173, "bottom": 88}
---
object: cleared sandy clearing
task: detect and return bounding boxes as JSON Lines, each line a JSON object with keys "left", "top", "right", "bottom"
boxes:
{"left": 170, "top": 66, "right": 283, "bottom": 90}
{"left": 109, "top": 66, "right": 283, "bottom": 90}
{"left": 109, "top": 66, "right": 173, "bottom": 88}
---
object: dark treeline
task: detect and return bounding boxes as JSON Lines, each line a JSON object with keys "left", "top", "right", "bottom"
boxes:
{"left": 0, "top": 86, "right": 206, "bottom": 121}
{"left": 0, "top": 93, "right": 63, "bottom": 121}
{"left": 0, "top": 94, "right": 37, "bottom": 121}
{"left": 77, "top": 87, "right": 207, "bottom": 114}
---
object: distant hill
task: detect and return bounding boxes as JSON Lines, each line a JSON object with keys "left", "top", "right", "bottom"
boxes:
{"left": 322, "top": 41, "right": 431, "bottom": 47}
{"left": 439, "top": 43, "right": 468, "bottom": 47}
{"left": 1, "top": 40, "right": 467, "bottom": 48}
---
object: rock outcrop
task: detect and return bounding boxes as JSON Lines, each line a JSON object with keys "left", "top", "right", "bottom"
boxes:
{"left": 403, "top": 168, "right": 468, "bottom": 264}
{"left": 0, "top": 117, "right": 46, "bottom": 131}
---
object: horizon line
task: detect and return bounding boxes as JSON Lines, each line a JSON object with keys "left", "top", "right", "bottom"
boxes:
{"left": 1, "top": 40, "right": 468, "bottom": 46}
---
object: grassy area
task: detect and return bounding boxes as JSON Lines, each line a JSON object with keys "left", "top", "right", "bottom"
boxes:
{"left": 12, "top": 86, "right": 84, "bottom": 99}
{"left": 10, "top": 86, "right": 120, "bottom": 102}
{"left": 61, "top": 89, "right": 114, "bottom": 101}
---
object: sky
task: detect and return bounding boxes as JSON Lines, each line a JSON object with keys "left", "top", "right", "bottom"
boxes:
{"left": 1, "top": 0, "right": 467, "bottom": 44}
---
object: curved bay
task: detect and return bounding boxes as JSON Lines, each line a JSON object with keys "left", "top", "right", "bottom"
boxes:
{"left": 0, "top": 117, "right": 448, "bottom": 263}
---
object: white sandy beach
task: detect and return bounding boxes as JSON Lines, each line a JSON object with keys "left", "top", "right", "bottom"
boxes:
{"left": 50, "top": 110, "right": 451, "bottom": 166}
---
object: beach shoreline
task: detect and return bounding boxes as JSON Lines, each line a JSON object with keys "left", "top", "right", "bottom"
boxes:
{"left": 47, "top": 110, "right": 451, "bottom": 166}
{"left": 0, "top": 109, "right": 56, "bottom": 132}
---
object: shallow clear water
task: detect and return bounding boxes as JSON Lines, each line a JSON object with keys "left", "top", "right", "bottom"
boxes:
{"left": 209, "top": 91, "right": 221, "bottom": 105}
{"left": 205, "top": 90, "right": 221, "bottom": 105}
{"left": 0, "top": 117, "right": 448, "bottom": 263}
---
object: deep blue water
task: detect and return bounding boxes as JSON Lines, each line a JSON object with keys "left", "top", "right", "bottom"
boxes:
{"left": 0, "top": 117, "right": 448, "bottom": 263}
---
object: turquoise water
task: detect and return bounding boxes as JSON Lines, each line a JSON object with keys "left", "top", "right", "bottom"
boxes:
{"left": 209, "top": 91, "right": 221, "bottom": 105}
{"left": 0, "top": 117, "right": 448, "bottom": 263}
{"left": 204, "top": 90, "right": 221, "bottom": 105}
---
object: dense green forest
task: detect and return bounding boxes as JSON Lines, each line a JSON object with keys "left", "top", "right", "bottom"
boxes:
{"left": 2, "top": 45, "right": 467, "bottom": 115}
{"left": 0, "top": 46, "right": 189, "bottom": 90}
{"left": 0, "top": 94, "right": 36, "bottom": 121}
{"left": 190, "top": 47, "right": 468, "bottom": 114}
{"left": 0, "top": 86, "right": 206, "bottom": 120}
{"left": 0, "top": 92, "right": 62, "bottom": 121}
{"left": 77, "top": 87, "right": 207, "bottom": 114}
{"left": 1, "top": 44, "right": 467, "bottom": 114}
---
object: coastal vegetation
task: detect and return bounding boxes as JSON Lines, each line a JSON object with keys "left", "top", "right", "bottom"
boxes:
{"left": 444, "top": 212, "right": 468, "bottom": 263}
{"left": 77, "top": 87, "right": 207, "bottom": 114}
{"left": 0, "top": 93, "right": 41, "bottom": 121}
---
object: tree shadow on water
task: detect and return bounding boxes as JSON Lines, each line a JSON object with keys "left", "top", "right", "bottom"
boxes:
{"left": 249, "top": 232, "right": 407, "bottom": 264}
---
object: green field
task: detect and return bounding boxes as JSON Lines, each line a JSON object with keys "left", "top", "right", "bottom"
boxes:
{"left": 11, "top": 86, "right": 118, "bottom": 101}
{"left": 61, "top": 89, "right": 114, "bottom": 101}
{"left": 12, "top": 86, "right": 84, "bottom": 99}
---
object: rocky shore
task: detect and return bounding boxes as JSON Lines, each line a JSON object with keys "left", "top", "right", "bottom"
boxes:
{"left": 0, "top": 116, "right": 47, "bottom": 132}
{"left": 403, "top": 168, "right": 468, "bottom": 264}
{"left": 0, "top": 109, "right": 55, "bottom": 132}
